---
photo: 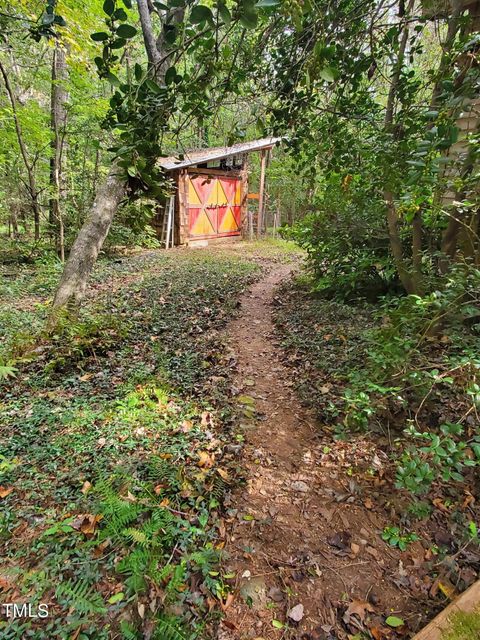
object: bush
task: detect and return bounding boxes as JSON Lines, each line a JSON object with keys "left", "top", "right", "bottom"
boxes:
{"left": 285, "top": 173, "right": 398, "bottom": 301}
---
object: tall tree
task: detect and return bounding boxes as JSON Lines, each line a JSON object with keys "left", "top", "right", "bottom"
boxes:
{"left": 49, "top": 40, "right": 69, "bottom": 261}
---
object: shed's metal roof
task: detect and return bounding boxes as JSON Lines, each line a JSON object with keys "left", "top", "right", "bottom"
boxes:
{"left": 158, "top": 137, "right": 282, "bottom": 171}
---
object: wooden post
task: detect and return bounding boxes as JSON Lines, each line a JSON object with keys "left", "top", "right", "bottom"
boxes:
{"left": 257, "top": 149, "right": 267, "bottom": 238}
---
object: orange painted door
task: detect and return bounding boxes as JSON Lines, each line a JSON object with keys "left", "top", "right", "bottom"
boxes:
{"left": 188, "top": 174, "right": 242, "bottom": 239}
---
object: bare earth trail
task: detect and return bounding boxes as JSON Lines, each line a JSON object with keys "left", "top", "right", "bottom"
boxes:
{"left": 218, "top": 261, "right": 422, "bottom": 640}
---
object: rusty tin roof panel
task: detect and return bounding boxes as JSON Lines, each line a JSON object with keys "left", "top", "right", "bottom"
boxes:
{"left": 158, "top": 137, "right": 282, "bottom": 171}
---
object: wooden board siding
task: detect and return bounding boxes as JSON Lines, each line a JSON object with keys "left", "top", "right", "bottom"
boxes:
{"left": 412, "top": 580, "right": 480, "bottom": 640}
{"left": 441, "top": 97, "right": 480, "bottom": 207}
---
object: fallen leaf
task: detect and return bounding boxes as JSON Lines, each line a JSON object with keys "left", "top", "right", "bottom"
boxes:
{"left": 197, "top": 451, "right": 215, "bottom": 468}
{"left": 272, "top": 619, "right": 284, "bottom": 629}
{"left": 385, "top": 616, "right": 404, "bottom": 628}
{"left": 220, "top": 592, "right": 235, "bottom": 611}
{"left": 328, "top": 530, "right": 351, "bottom": 550}
{"left": 71, "top": 513, "right": 103, "bottom": 536}
{"left": 222, "top": 620, "right": 237, "bottom": 630}
{"left": 81, "top": 481, "right": 92, "bottom": 495}
{"left": 79, "top": 373, "right": 93, "bottom": 382}
{"left": 0, "top": 486, "right": 13, "bottom": 498}
{"left": 439, "top": 579, "right": 457, "bottom": 599}
{"left": 369, "top": 626, "right": 385, "bottom": 640}
{"left": 346, "top": 599, "right": 375, "bottom": 622}
{"left": 138, "top": 603, "right": 145, "bottom": 619}
{"left": 288, "top": 603, "right": 304, "bottom": 622}
{"left": 217, "top": 468, "right": 230, "bottom": 482}
{"left": 97, "top": 437, "right": 107, "bottom": 448}
{"left": 201, "top": 411, "right": 214, "bottom": 427}
{"left": 351, "top": 543, "right": 360, "bottom": 556}
{"left": 364, "top": 497, "right": 373, "bottom": 509}
{"left": 432, "top": 498, "right": 450, "bottom": 513}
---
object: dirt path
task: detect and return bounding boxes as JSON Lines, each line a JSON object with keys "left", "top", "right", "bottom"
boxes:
{"left": 219, "top": 264, "right": 422, "bottom": 639}
{"left": 220, "top": 264, "right": 326, "bottom": 638}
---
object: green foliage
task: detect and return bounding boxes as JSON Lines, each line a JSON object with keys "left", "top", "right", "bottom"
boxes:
{"left": 382, "top": 526, "right": 419, "bottom": 551}
{"left": 396, "top": 423, "right": 480, "bottom": 495}
{"left": 287, "top": 175, "right": 397, "bottom": 301}
{"left": 55, "top": 579, "right": 107, "bottom": 615}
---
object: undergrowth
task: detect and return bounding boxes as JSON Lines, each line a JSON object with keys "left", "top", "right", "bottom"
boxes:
{"left": 0, "top": 243, "right": 299, "bottom": 639}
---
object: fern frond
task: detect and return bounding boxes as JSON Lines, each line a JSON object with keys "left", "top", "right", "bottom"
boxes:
{"left": 153, "top": 616, "right": 187, "bottom": 640}
{"left": 55, "top": 579, "right": 106, "bottom": 614}
{"left": 123, "top": 527, "right": 149, "bottom": 546}
{"left": 120, "top": 620, "right": 140, "bottom": 640}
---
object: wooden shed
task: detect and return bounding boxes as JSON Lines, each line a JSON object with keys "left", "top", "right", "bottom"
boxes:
{"left": 154, "top": 137, "right": 281, "bottom": 247}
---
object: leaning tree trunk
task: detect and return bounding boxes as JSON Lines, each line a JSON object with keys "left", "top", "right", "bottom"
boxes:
{"left": 47, "top": 0, "right": 178, "bottom": 328}
{"left": 47, "top": 162, "right": 126, "bottom": 326}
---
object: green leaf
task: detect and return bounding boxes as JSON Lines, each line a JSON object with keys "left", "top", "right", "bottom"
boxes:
{"left": 272, "top": 619, "right": 284, "bottom": 629}
{"left": 91, "top": 32, "right": 109, "bottom": 41}
{"left": 145, "top": 78, "right": 166, "bottom": 94}
{"left": 127, "top": 166, "right": 137, "bottom": 177}
{"left": 116, "top": 24, "right": 137, "bottom": 38}
{"left": 108, "top": 592, "right": 125, "bottom": 604}
{"left": 239, "top": 9, "right": 258, "bottom": 28}
{"left": 103, "top": 0, "right": 115, "bottom": 16}
{"left": 319, "top": 66, "right": 337, "bottom": 82}
{"left": 154, "top": 1, "right": 170, "bottom": 8}
{"left": 113, "top": 8, "right": 128, "bottom": 20}
{"left": 134, "top": 63, "right": 143, "bottom": 81}
{"left": 165, "top": 66, "right": 177, "bottom": 85}
{"left": 385, "top": 616, "right": 405, "bottom": 628}
{"left": 42, "top": 12, "right": 55, "bottom": 25}
{"left": 190, "top": 5, "right": 214, "bottom": 23}
{"left": 110, "top": 38, "right": 127, "bottom": 49}
{"left": 218, "top": 3, "right": 231, "bottom": 24}
{"left": 122, "top": 0, "right": 133, "bottom": 7}
{"left": 106, "top": 72, "right": 121, "bottom": 87}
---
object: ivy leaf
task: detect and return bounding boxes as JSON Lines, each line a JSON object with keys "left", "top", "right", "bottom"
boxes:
{"left": 103, "top": 0, "right": 115, "bottom": 16}
{"left": 91, "top": 32, "right": 109, "bottom": 41}
{"left": 116, "top": 24, "right": 137, "bottom": 38}
{"left": 190, "top": 5, "right": 214, "bottom": 24}
{"left": 385, "top": 616, "right": 405, "bottom": 628}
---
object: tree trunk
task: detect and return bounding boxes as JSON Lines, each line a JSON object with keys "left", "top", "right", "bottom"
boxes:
{"left": 47, "top": 0, "right": 174, "bottom": 328}
{"left": 137, "top": 0, "right": 162, "bottom": 71}
{"left": 382, "top": 0, "right": 418, "bottom": 294}
{"left": 49, "top": 42, "right": 69, "bottom": 261}
{"left": 48, "top": 161, "right": 126, "bottom": 324}
{"left": 0, "top": 58, "right": 41, "bottom": 241}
